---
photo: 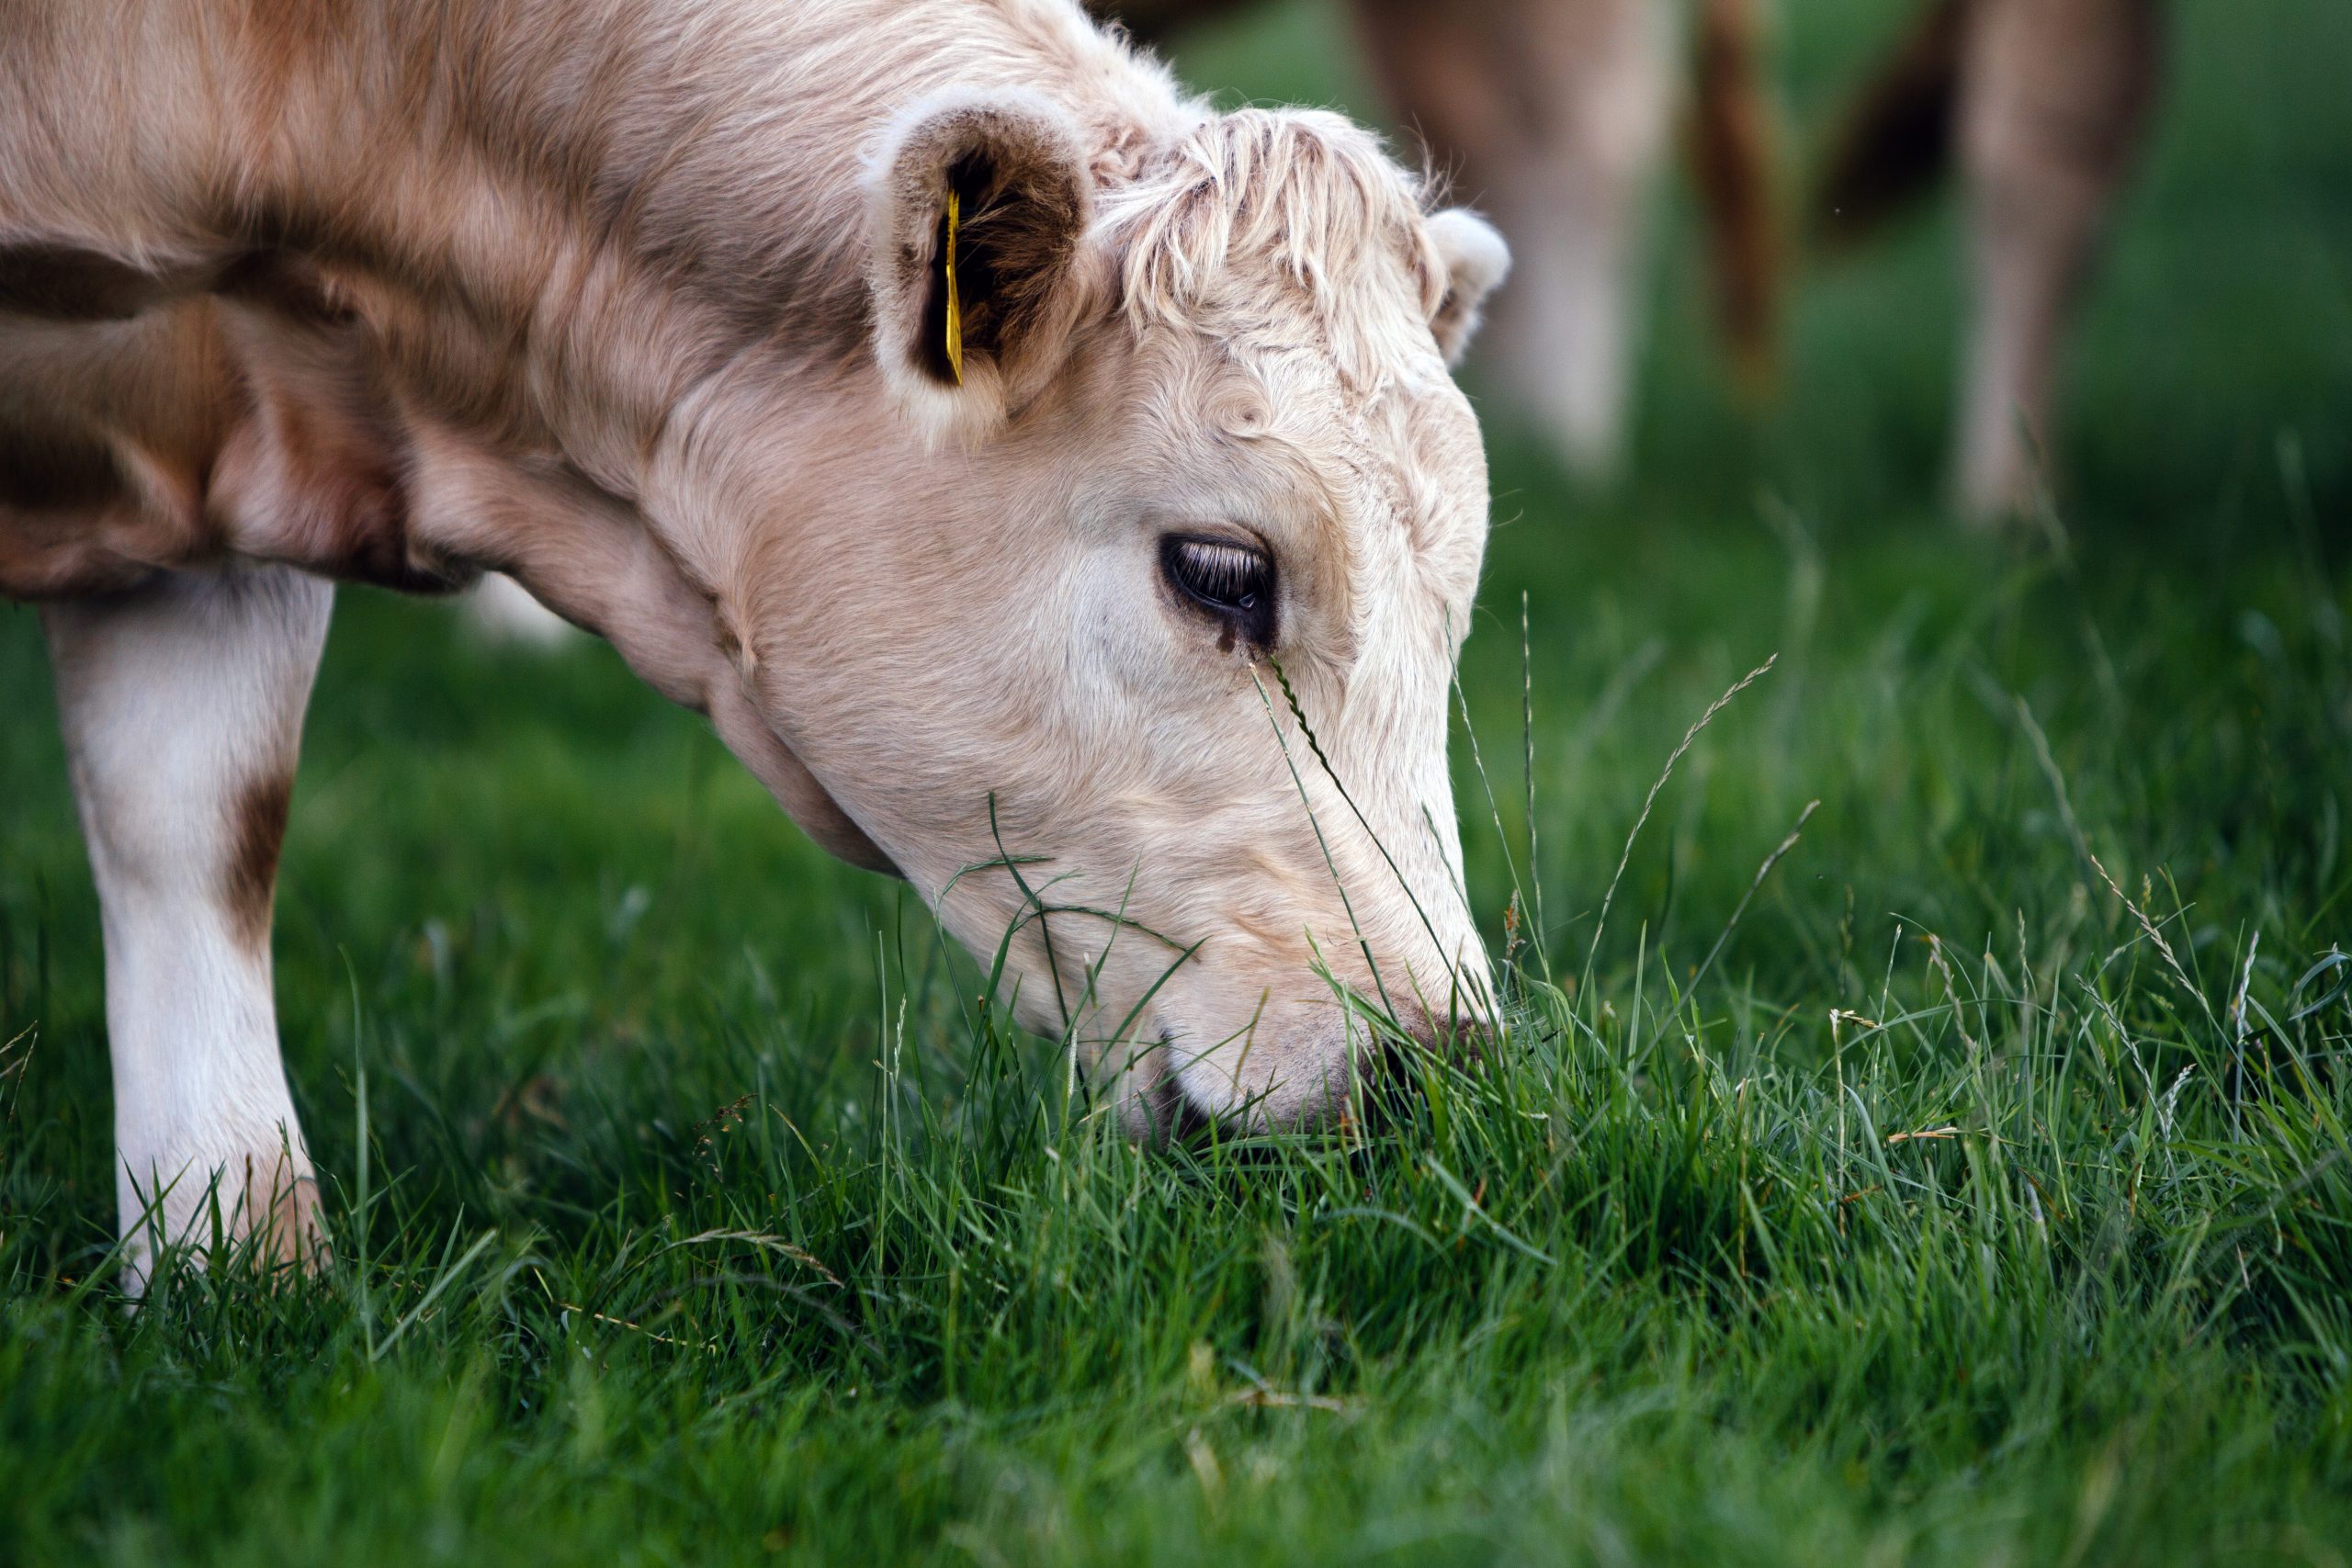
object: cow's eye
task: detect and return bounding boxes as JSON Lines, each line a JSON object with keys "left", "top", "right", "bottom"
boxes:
{"left": 1161, "top": 535, "right": 1276, "bottom": 649}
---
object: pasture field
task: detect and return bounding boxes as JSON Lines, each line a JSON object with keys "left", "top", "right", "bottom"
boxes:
{"left": 5, "top": 2, "right": 2352, "bottom": 1562}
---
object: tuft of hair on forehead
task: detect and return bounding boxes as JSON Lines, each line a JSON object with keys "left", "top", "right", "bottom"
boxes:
{"left": 1096, "top": 108, "right": 1450, "bottom": 388}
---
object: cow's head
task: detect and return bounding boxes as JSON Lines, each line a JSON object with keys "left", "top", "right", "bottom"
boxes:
{"left": 641, "top": 97, "right": 1509, "bottom": 1135}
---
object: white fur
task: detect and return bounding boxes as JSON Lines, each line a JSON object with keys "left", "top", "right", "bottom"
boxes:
{"left": 1426, "top": 209, "right": 1513, "bottom": 367}
{"left": 463, "top": 574, "right": 579, "bottom": 648}
{"left": 42, "top": 567, "right": 332, "bottom": 1284}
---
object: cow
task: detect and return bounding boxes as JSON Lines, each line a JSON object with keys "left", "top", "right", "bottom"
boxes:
{"left": 0, "top": 0, "right": 1510, "bottom": 1282}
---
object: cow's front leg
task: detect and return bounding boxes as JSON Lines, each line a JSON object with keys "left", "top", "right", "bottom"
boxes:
{"left": 42, "top": 566, "right": 333, "bottom": 1287}
{"left": 1954, "top": 0, "right": 2161, "bottom": 519}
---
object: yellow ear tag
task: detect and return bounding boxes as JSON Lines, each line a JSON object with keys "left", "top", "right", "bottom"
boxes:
{"left": 944, "top": 187, "right": 964, "bottom": 386}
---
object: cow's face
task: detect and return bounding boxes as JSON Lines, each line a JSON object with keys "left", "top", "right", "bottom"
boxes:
{"left": 728, "top": 98, "right": 1510, "bottom": 1134}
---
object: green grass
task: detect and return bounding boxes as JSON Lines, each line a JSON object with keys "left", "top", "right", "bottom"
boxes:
{"left": 6, "top": 2, "right": 2352, "bottom": 1562}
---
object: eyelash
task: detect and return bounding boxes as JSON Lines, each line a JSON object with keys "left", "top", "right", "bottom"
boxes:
{"left": 1161, "top": 535, "right": 1277, "bottom": 649}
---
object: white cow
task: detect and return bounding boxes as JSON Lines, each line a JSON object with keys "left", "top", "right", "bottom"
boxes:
{"left": 0, "top": 0, "right": 1508, "bottom": 1280}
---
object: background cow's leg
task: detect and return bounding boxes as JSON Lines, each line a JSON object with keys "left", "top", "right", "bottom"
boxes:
{"left": 462, "top": 573, "right": 578, "bottom": 648}
{"left": 41, "top": 565, "right": 333, "bottom": 1286}
{"left": 1954, "top": 0, "right": 2161, "bottom": 519}
{"left": 1354, "top": 0, "right": 1677, "bottom": 481}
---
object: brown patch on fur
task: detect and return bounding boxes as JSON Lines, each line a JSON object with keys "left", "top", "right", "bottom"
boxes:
{"left": 0, "top": 244, "right": 210, "bottom": 321}
{"left": 1, "top": 269, "right": 465, "bottom": 598}
{"left": 1814, "top": 0, "right": 1974, "bottom": 246}
{"left": 1688, "top": 0, "right": 1781, "bottom": 398}
{"left": 0, "top": 303, "right": 233, "bottom": 595}
{"left": 0, "top": 412, "right": 128, "bottom": 513}
{"left": 223, "top": 773, "right": 292, "bottom": 953}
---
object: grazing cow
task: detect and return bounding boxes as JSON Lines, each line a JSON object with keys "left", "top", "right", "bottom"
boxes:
{"left": 1820, "top": 0, "right": 2164, "bottom": 518}
{"left": 1, "top": 0, "right": 1509, "bottom": 1280}
{"left": 1099, "top": 0, "right": 1779, "bottom": 484}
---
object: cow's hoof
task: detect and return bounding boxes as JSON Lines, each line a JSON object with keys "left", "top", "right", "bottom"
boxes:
{"left": 123, "top": 1149, "right": 332, "bottom": 1294}
{"left": 237, "top": 1156, "right": 332, "bottom": 1280}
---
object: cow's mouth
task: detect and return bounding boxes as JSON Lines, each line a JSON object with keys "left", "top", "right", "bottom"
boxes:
{"left": 1144, "top": 1030, "right": 1217, "bottom": 1144}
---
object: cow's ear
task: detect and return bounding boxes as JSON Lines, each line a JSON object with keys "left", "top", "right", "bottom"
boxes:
{"left": 867, "top": 93, "right": 1096, "bottom": 440}
{"left": 1424, "top": 209, "right": 1510, "bottom": 368}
